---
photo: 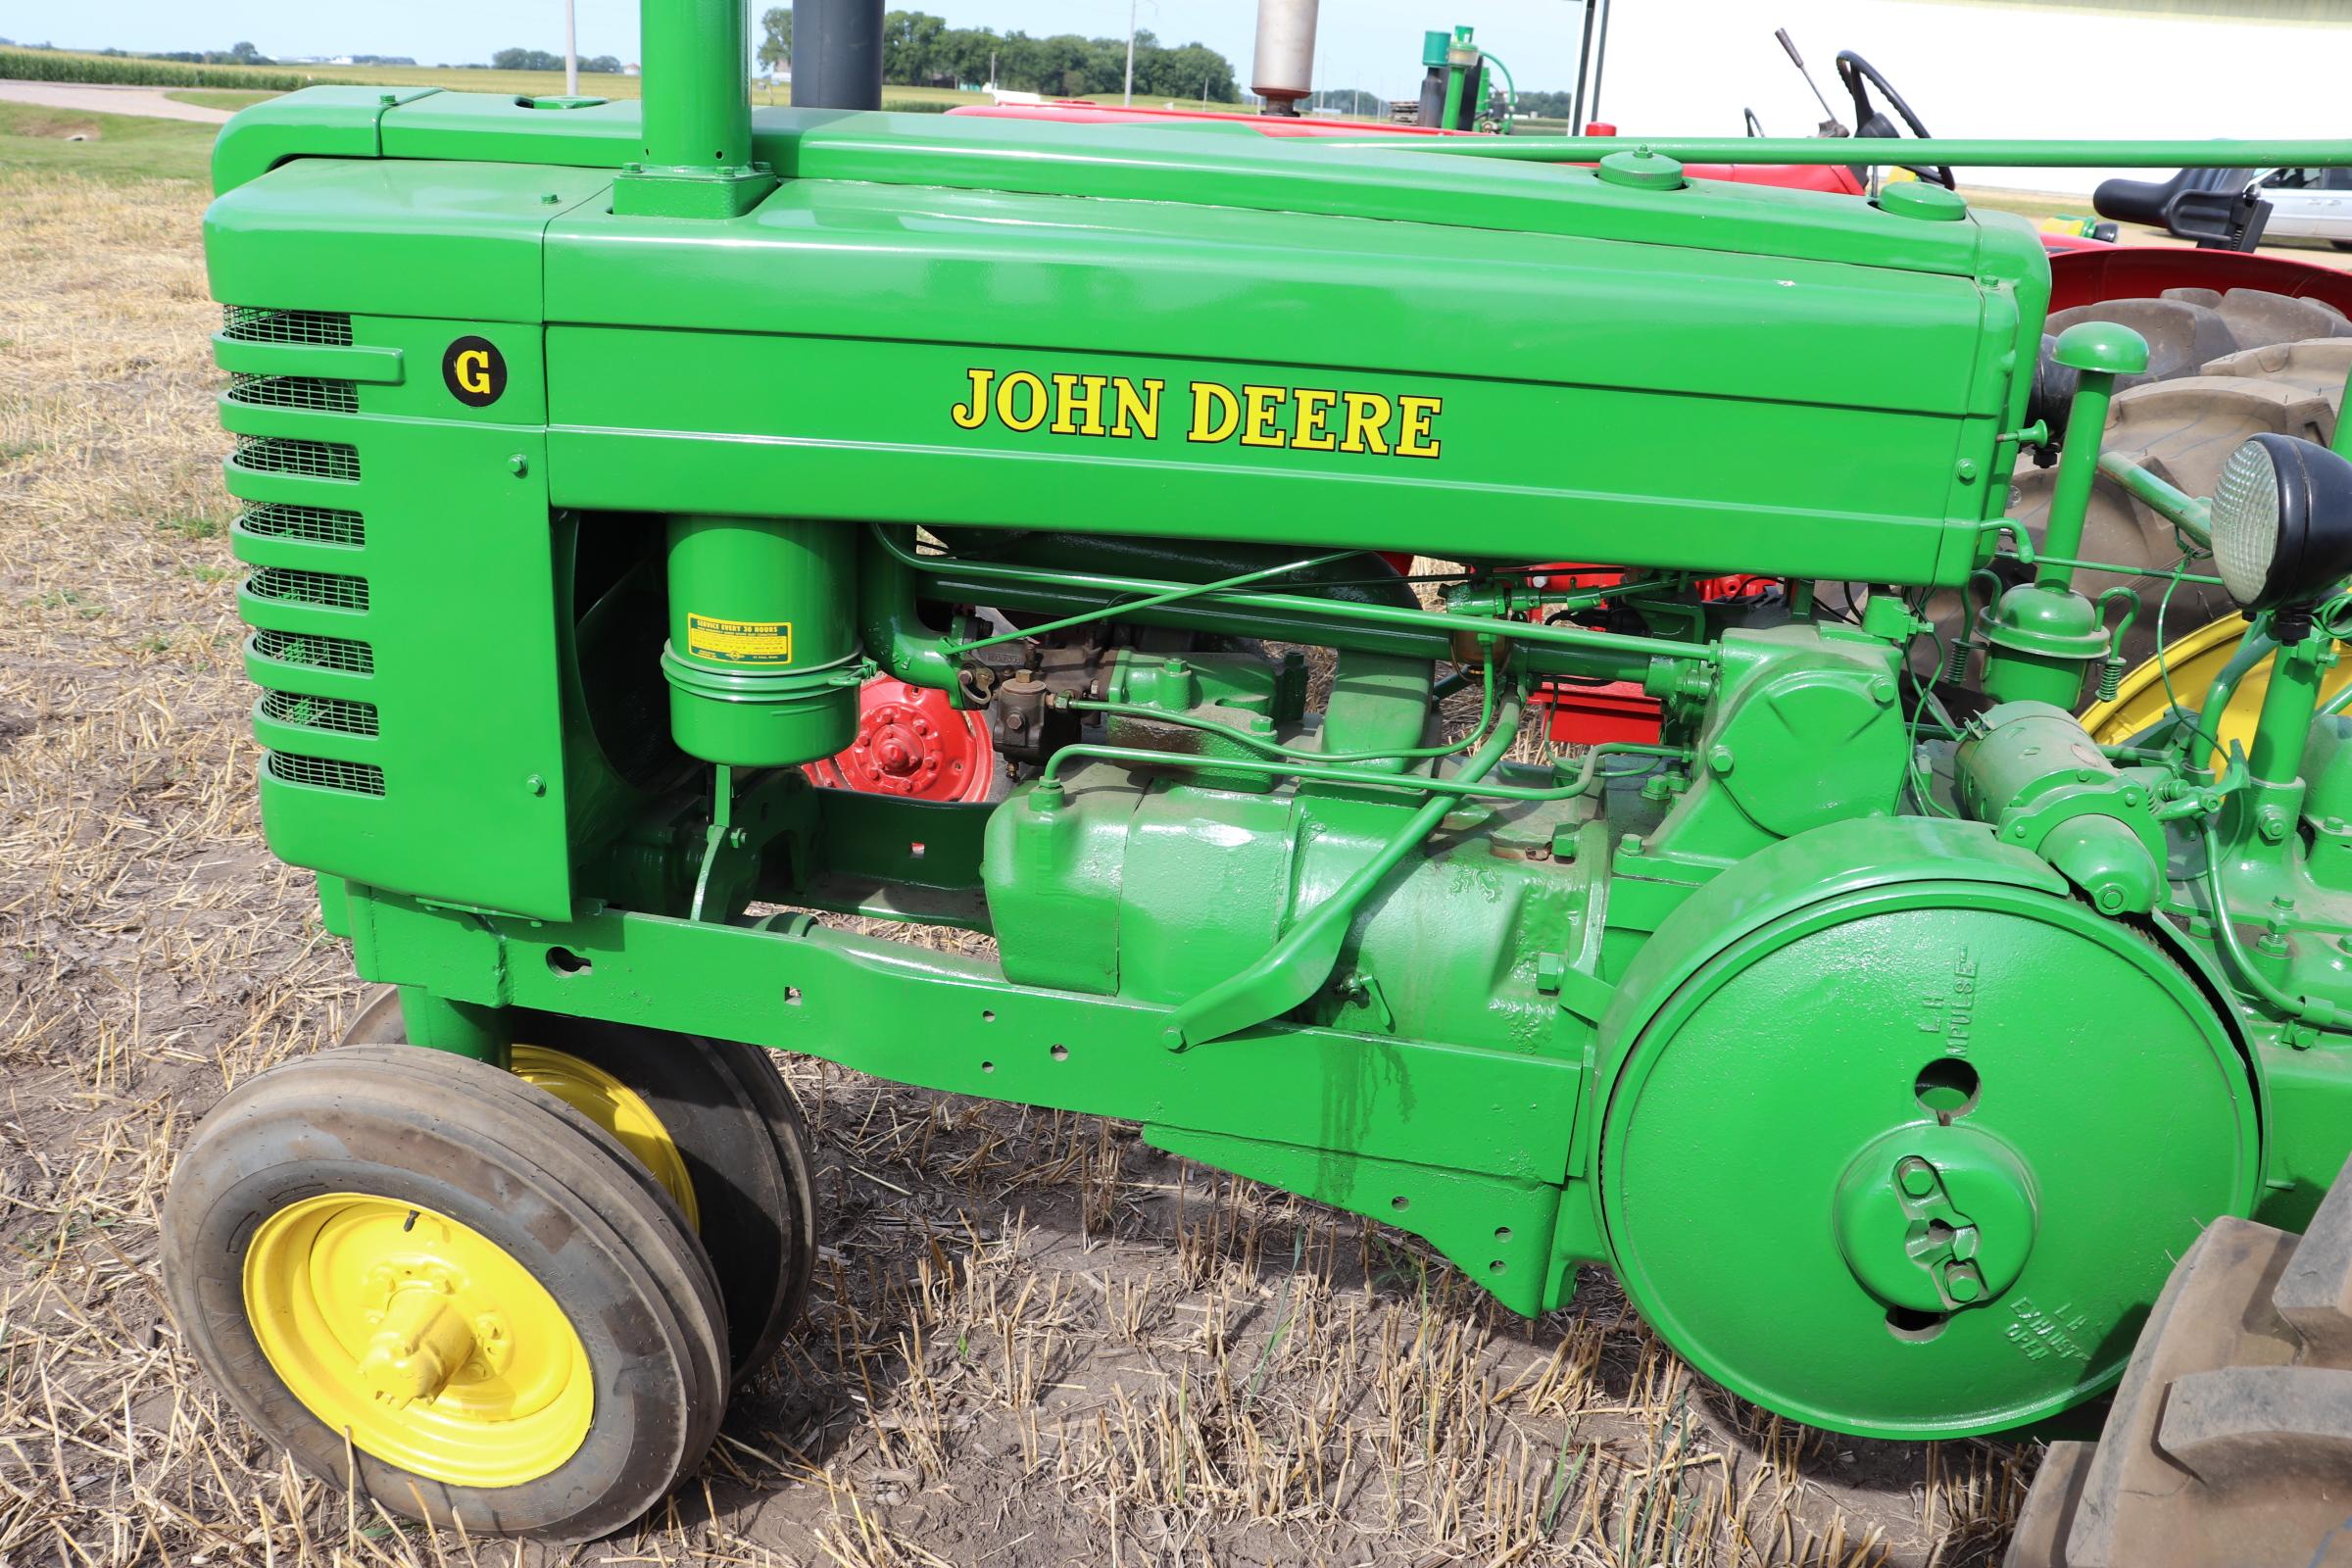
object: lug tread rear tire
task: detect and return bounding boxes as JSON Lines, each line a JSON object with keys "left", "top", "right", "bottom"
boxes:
{"left": 2006, "top": 287, "right": 2350, "bottom": 664}
{"left": 2006, "top": 1157, "right": 2352, "bottom": 1567}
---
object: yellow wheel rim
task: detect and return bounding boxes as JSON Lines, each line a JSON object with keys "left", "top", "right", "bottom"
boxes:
{"left": 2082, "top": 612, "right": 2352, "bottom": 771}
{"left": 243, "top": 1195, "right": 593, "bottom": 1488}
{"left": 510, "top": 1045, "right": 700, "bottom": 1229}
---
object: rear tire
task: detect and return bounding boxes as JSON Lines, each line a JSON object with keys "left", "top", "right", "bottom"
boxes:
{"left": 162, "top": 1046, "right": 729, "bottom": 1542}
{"left": 2006, "top": 1154, "right": 2352, "bottom": 1567}
{"left": 2005, "top": 287, "right": 2352, "bottom": 664}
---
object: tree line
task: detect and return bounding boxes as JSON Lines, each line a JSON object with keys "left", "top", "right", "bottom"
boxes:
{"left": 491, "top": 47, "right": 624, "bottom": 74}
{"left": 759, "top": 9, "right": 1237, "bottom": 102}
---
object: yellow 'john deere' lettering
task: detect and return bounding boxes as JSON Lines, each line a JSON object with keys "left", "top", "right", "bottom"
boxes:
{"left": 950, "top": 367, "right": 1441, "bottom": 459}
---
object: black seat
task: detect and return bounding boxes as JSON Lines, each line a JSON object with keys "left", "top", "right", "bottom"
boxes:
{"left": 2094, "top": 166, "right": 2253, "bottom": 227}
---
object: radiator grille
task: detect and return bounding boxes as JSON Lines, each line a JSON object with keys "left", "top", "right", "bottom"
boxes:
{"left": 222, "top": 307, "right": 354, "bottom": 347}
{"left": 267, "top": 752, "right": 386, "bottom": 796}
{"left": 248, "top": 566, "right": 369, "bottom": 612}
{"left": 237, "top": 503, "right": 365, "bottom": 548}
{"left": 227, "top": 372, "right": 359, "bottom": 415}
{"left": 234, "top": 435, "right": 360, "bottom": 482}
{"left": 252, "top": 628, "right": 374, "bottom": 675}
{"left": 260, "top": 691, "right": 380, "bottom": 737}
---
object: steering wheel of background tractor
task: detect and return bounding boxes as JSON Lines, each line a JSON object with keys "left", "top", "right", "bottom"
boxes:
{"left": 1835, "top": 51, "right": 1955, "bottom": 190}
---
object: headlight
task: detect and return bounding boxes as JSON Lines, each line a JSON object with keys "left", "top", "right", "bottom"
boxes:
{"left": 2209, "top": 432, "right": 2352, "bottom": 613}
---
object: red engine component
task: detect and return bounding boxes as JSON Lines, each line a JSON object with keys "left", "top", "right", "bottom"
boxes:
{"left": 1516, "top": 565, "right": 1661, "bottom": 746}
{"left": 805, "top": 677, "right": 999, "bottom": 802}
{"left": 1518, "top": 565, "right": 1782, "bottom": 747}
{"left": 1531, "top": 679, "right": 1661, "bottom": 746}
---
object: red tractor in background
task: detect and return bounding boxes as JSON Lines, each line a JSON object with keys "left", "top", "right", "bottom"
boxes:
{"left": 808, "top": 23, "right": 2352, "bottom": 794}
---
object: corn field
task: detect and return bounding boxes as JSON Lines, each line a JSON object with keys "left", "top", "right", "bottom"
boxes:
{"left": 0, "top": 47, "right": 311, "bottom": 92}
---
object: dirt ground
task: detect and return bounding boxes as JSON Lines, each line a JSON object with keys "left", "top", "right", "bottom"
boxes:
{"left": 0, "top": 166, "right": 2035, "bottom": 1567}
{"left": 0, "top": 82, "right": 235, "bottom": 124}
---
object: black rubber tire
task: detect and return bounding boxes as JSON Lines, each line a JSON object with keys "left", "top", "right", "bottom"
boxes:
{"left": 344, "top": 989, "right": 818, "bottom": 1382}
{"left": 543, "top": 1017, "right": 818, "bottom": 1381}
{"left": 2006, "top": 1150, "right": 2352, "bottom": 1567}
{"left": 162, "top": 1046, "right": 729, "bottom": 1543}
{"left": 2002, "top": 287, "right": 2352, "bottom": 665}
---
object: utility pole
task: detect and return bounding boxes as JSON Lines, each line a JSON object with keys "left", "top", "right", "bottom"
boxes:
{"left": 564, "top": 0, "right": 578, "bottom": 95}
{"left": 1123, "top": 0, "right": 1137, "bottom": 104}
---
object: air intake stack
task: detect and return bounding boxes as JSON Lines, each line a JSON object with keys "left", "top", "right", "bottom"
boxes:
{"left": 617, "top": 0, "right": 774, "bottom": 217}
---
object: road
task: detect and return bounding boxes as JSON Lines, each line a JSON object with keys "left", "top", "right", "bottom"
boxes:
{"left": 0, "top": 79, "right": 233, "bottom": 122}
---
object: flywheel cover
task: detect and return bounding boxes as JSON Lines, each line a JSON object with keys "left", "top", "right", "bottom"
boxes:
{"left": 1599, "top": 879, "right": 2256, "bottom": 1440}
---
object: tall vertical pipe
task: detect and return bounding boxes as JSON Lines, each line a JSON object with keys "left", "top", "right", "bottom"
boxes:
{"left": 1585, "top": 0, "right": 1613, "bottom": 126}
{"left": 794, "top": 0, "right": 885, "bottom": 110}
{"left": 1570, "top": 0, "right": 1598, "bottom": 130}
{"left": 2039, "top": 323, "right": 2150, "bottom": 590}
{"left": 1250, "top": 0, "right": 1317, "bottom": 116}
{"left": 640, "top": 0, "right": 754, "bottom": 171}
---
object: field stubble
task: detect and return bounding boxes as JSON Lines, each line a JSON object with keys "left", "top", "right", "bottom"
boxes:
{"left": 0, "top": 166, "right": 2031, "bottom": 1567}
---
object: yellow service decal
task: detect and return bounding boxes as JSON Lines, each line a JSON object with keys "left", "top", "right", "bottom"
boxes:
{"left": 950, "top": 368, "right": 1442, "bottom": 460}
{"left": 687, "top": 613, "right": 794, "bottom": 664}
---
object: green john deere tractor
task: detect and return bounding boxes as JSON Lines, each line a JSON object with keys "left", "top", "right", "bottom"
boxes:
{"left": 158, "top": 0, "right": 2352, "bottom": 1555}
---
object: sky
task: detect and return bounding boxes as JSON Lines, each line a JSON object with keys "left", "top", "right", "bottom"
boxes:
{"left": 14, "top": 0, "right": 2352, "bottom": 191}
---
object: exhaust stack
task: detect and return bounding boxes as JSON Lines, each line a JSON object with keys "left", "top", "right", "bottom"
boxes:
{"left": 793, "top": 0, "right": 884, "bottom": 110}
{"left": 1250, "top": 0, "right": 1318, "bottom": 117}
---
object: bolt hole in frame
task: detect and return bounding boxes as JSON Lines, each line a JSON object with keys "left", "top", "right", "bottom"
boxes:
{"left": 545, "top": 947, "right": 592, "bottom": 976}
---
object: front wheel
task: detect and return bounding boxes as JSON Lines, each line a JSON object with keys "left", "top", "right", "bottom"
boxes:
{"left": 347, "top": 991, "right": 819, "bottom": 1383}
{"left": 162, "top": 1046, "right": 730, "bottom": 1542}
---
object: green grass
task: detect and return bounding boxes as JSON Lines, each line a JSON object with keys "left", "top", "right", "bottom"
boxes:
{"left": 0, "top": 101, "right": 216, "bottom": 182}
{"left": 166, "top": 89, "right": 282, "bottom": 113}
